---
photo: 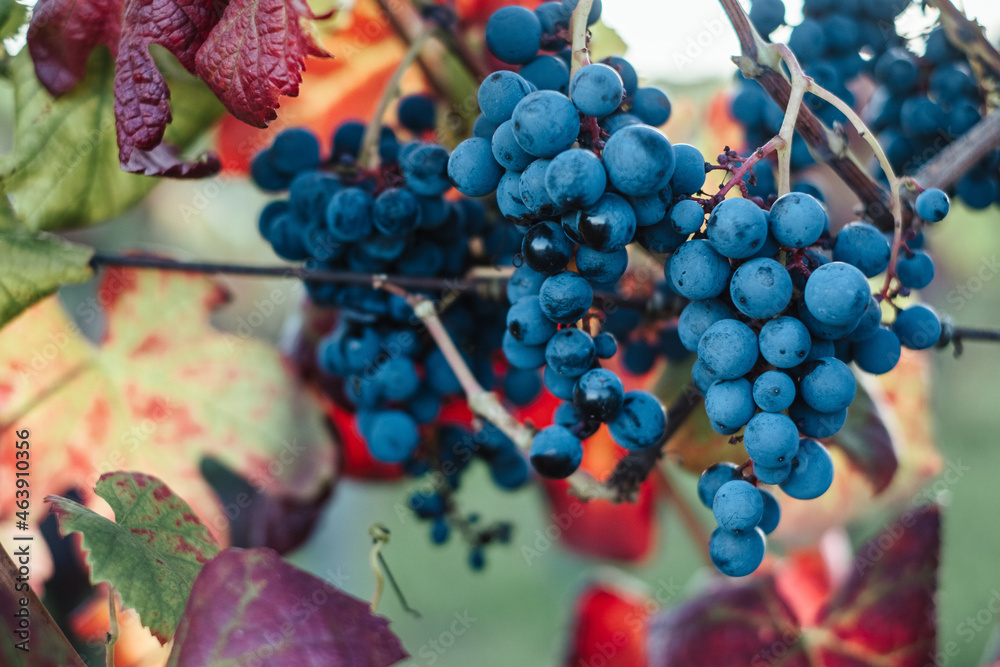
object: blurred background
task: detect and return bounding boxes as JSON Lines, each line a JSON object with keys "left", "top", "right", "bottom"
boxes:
{"left": 4, "top": 0, "right": 1000, "bottom": 664}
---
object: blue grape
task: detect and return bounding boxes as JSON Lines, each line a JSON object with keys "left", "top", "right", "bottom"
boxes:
{"left": 576, "top": 246, "right": 627, "bottom": 283}
{"left": 416, "top": 195, "right": 449, "bottom": 228}
{"left": 697, "top": 462, "right": 740, "bottom": 507}
{"left": 670, "top": 199, "right": 705, "bottom": 235}
{"left": 691, "top": 358, "right": 720, "bottom": 395}
{"left": 697, "top": 319, "right": 759, "bottom": 380}
{"left": 522, "top": 220, "right": 574, "bottom": 274}
{"left": 601, "top": 112, "right": 642, "bottom": 135}
{"left": 798, "top": 299, "right": 862, "bottom": 341}
{"left": 539, "top": 271, "right": 593, "bottom": 324}
{"left": 602, "top": 125, "right": 675, "bottom": 196}
{"left": 545, "top": 148, "right": 607, "bottom": 208}
{"left": 505, "top": 368, "right": 542, "bottom": 406}
{"left": 630, "top": 87, "right": 671, "bottom": 126}
{"left": 669, "top": 144, "right": 706, "bottom": 196}
{"left": 706, "top": 197, "right": 769, "bottom": 259}
{"left": 503, "top": 331, "right": 547, "bottom": 369}
{"left": 507, "top": 295, "right": 558, "bottom": 346}
{"left": 478, "top": 71, "right": 533, "bottom": 124}
{"left": 677, "top": 299, "right": 736, "bottom": 351}
{"left": 473, "top": 114, "right": 499, "bottom": 139}
{"left": 496, "top": 170, "right": 530, "bottom": 220}
{"left": 375, "top": 357, "right": 421, "bottom": 401}
{"left": 779, "top": 439, "right": 834, "bottom": 500}
{"left": 758, "top": 316, "right": 811, "bottom": 369}
{"left": 915, "top": 188, "right": 950, "bottom": 222}
{"left": 710, "top": 527, "right": 766, "bottom": 577}
{"left": 331, "top": 121, "right": 364, "bottom": 161}
{"left": 529, "top": 426, "right": 583, "bottom": 478}
{"left": 896, "top": 251, "right": 935, "bottom": 289}
{"left": 543, "top": 365, "right": 577, "bottom": 400}
{"left": 491, "top": 120, "right": 535, "bottom": 171}
{"left": 956, "top": 173, "right": 999, "bottom": 210}
{"left": 622, "top": 340, "right": 656, "bottom": 374}
{"left": 705, "top": 378, "right": 755, "bottom": 435}
{"left": 570, "top": 63, "right": 624, "bottom": 117}
{"left": 561, "top": 0, "right": 602, "bottom": 25}
{"left": 368, "top": 411, "right": 420, "bottom": 463}
{"left": 803, "top": 262, "right": 871, "bottom": 327}
{"left": 608, "top": 391, "right": 666, "bottom": 450}
{"left": 520, "top": 55, "right": 570, "bottom": 94}
{"left": 635, "top": 217, "right": 687, "bottom": 254}
{"left": 270, "top": 128, "right": 321, "bottom": 175}
{"left": 753, "top": 371, "right": 796, "bottom": 413}
{"left": 490, "top": 449, "right": 530, "bottom": 490}
{"left": 325, "top": 188, "right": 373, "bottom": 242}
{"left": 507, "top": 264, "right": 546, "bottom": 302}
{"left": 799, "top": 357, "right": 856, "bottom": 413}
{"left": 448, "top": 138, "right": 503, "bottom": 197}
{"left": 251, "top": 150, "right": 292, "bottom": 191}
{"left": 754, "top": 462, "right": 791, "bottom": 486}
{"left": 519, "top": 159, "right": 562, "bottom": 215}
{"left": 535, "top": 1, "right": 570, "bottom": 33}
{"left": 744, "top": 412, "right": 799, "bottom": 467}
{"left": 893, "top": 304, "right": 942, "bottom": 350}
{"left": 627, "top": 189, "right": 669, "bottom": 227}
{"left": 545, "top": 328, "right": 595, "bottom": 376}
{"left": 749, "top": 0, "right": 784, "bottom": 35}
{"left": 788, "top": 19, "right": 826, "bottom": 63}
{"left": 258, "top": 200, "right": 290, "bottom": 238}
{"left": 577, "top": 193, "right": 637, "bottom": 252}
{"left": 574, "top": 368, "right": 625, "bottom": 421}
{"left": 658, "top": 327, "right": 691, "bottom": 362}
{"left": 900, "top": 97, "right": 944, "bottom": 138}
{"left": 512, "top": 91, "right": 581, "bottom": 158}
{"left": 668, "top": 239, "right": 731, "bottom": 300}
{"left": 853, "top": 327, "right": 901, "bottom": 375}
{"left": 485, "top": 6, "right": 542, "bottom": 64}
{"left": 729, "top": 257, "right": 793, "bottom": 318}
{"left": 768, "top": 192, "right": 828, "bottom": 248}
{"left": 834, "top": 222, "right": 891, "bottom": 277}
{"left": 757, "top": 489, "right": 780, "bottom": 534}
{"left": 788, "top": 400, "right": 847, "bottom": 439}
{"left": 401, "top": 143, "right": 451, "bottom": 196}
{"left": 289, "top": 172, "right": 339, "bottom": 224}
{"left": 372, "top": 187, "right": 419, "bottom": 236}
{"left": 713, "top": 480, "right": 764, "bottom": 533}
{"left": 846, "top": 296, "right": 883, "bottom": 342}
{"left": 398, "top": 94, "right": 436, "bottom": 134}
{"left": 594, "top": 332, "right": 618, "bottom": 358}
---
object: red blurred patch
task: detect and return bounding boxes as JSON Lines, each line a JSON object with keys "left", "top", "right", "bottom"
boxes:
{"left": 566, "top": 583, "right": 651, "bottom": 667}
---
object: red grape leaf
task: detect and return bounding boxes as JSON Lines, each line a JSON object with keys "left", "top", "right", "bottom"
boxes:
{"left": 166, "top": 547, "right": 407, "bottom": 666}
{"left": 0, "top": 265, "right": 337, "bottom": 547}
{"left": 648, "top": 506, "right": 942, "bottom": 666}
{"left": 120, "top": 142, "right": 223, "bottom": 178}
{"left": 565, "top": 582, "right": 651, "bottom": 667}
{"left": 826, "top": 380, "right": 898, "bottom": 495}
{"left": 814, "top": 505, "right": 940, "bottom": 666}
{"left": 194, "top": 0, "right": 331, "bottom": 128}
{"left": 46, "top": 471, "right": 221, "bottom": 643}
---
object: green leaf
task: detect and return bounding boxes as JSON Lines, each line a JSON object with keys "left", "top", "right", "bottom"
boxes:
{"left": 0, "top": 230, "right": 93, "bottom": 329}
{"left": 589, "top": 21, "right": 627, "bottom": 62}
{"left": 0, "top": 0, "right": 27, "bottom": 41}
{"left": 0, "top": 47, "right": 224, "bottom": 232}
{"left": 46, "top": 471, "right": 221, "bottom": 644}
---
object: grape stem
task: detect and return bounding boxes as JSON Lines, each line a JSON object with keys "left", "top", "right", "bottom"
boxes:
{"left": 712, "top": 138, "right": 782, "bottom": 203}
{"left": 106, "top": 587, "right": 119, "bottom": 667}
{"left": 358, "top": 23, "right": 434, "bottom": 170}
{"left": 569, "top": 0, "right": 593, "bottom": 78}
{"left": 801, "top": 82, "right": 904, "bottom": 301}
{"left": 370, "top": 0, "right": 451, "bottom": 99}
{"left": 385, "top": 284, "right": 606, "bottom": 498}
{"left": 926, "top": 0, "right": 1000, "bottom": 79}
{"left": 772, "top": 44, "right": 809, "bottom": 197}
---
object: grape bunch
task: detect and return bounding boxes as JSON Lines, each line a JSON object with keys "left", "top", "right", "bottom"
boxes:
{"left": 678, "top": 186, "right": 951, "bottom": 576}
{"left": 250, "top": 99, "right": 538, "bottom": 568}
{"left": 447, "top": 0, "right": 709, "bottom": 478}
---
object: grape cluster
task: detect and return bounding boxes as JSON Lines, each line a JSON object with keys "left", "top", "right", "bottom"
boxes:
{"left": 450, "top": 0, "right": 701, "bottom": 478}
{"left": 251, "top": 99, "right": 536, "bottom": 567}
{"left": 677, "top": 186, "right": 950, "bottom": 576}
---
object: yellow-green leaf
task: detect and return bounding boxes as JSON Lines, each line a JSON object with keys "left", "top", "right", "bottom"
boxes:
{"left": 0, "top": 0, "right": 27, "bottom": 41}
{"left": 0, "top": 230, "right": 93, "bottom": 329}
{"left": 47, "top": 472, "right": 220, "bottom": 644}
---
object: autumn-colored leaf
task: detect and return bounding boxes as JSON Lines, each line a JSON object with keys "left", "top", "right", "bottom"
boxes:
{"left": 0, "top": 230, "right": 93, "bottom": 330}
{"left": 826, "top": 380, "right": 898, "bottom": 494}
{"left": 46, "top": 472, "right": 220, "bottom": 643}
{"left": 565, "top": 582, "right": 651, "bottom": 667}
{"left": 200, "top": 456, "right": 333, "bottom": 554}
{"left": 647, "top": 505, "right": 942, "bottom": 667}
{"left": 167, "top": 547, "right": 407, "bottom": 666}
{"left": 0, "top": 265, "right": 336, "bottom": 546}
